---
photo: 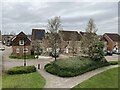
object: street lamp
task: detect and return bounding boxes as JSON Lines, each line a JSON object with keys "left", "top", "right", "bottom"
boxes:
{"left": 23, "top": 38, "right": 27, "bottom": 66}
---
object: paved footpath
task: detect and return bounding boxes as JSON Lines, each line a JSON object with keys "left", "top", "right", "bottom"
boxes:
{"left": 38, "top": 65, "right": 118, "bottom": 88}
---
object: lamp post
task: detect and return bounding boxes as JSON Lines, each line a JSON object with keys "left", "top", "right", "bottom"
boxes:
{"left": 23, "top": 38, "right": 27, "bottom": 66}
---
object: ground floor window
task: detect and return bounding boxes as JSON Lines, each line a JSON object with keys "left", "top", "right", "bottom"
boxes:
{"left": 23, "top": 48, "right": 28, "bottom": 53}
{"left": 16, "top": 48, "right": 20, "bottom": 53}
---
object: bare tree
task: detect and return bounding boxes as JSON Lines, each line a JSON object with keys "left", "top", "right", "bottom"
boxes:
{"left": 81, "top": 18, "right": 104, "bottom": 60}
{"left": 31, "top": 40, "right": 42, "bottom": 55}
{"left": 47, "top": 16, "right": 62, "bottom": 61}
{"left": 70, "top": 32, "right": 77, "bottom": 55}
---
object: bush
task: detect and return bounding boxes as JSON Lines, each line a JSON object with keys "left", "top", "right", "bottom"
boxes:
{"left": 109, "top": 61, "right": 118, "bottom": 65}
{"left": 44, "top": 56, "right": 110, "bottom": 77}
{"left": 9, "top": 55, "right": 35, "bottom": 59}
{"left": 7, "top": 65, "right": 36, "bottom": 75}
{"left": 34, "top": 52, "right": 41, "bottom": 55}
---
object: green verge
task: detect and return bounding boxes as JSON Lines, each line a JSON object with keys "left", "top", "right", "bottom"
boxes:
{"left": 7, "top": 65, "right": 36, "bottom": 75}
{"left": 45, "top": 56, "right": 110, "bottom": 77}
{"left": 108, "top": 61, "right": 120, "bottom": 65}
{"left": 72, "top": 67, "right": 119, "bottom": 88}
{"left": 9, "top": 55, "right": 35, "bottom": 59}
{"left": 2, "top": 72, "right": 45, "bottom": 89}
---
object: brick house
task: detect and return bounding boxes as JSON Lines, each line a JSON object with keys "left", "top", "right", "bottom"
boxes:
{"left": 59, "top": 30, "right": 82, "bottom": 54}
{"left": 31, "top": 29, "right": 46, "bottom": 54}
{"left": 102, "top": 33, "right": 120, "bottom": 51}
{"left": 12, "top": 32, "right": 31, "bottom": 56}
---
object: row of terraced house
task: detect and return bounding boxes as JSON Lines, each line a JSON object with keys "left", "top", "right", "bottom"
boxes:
{"left": 1, "top": 29, "right": 120, "bottom": 56}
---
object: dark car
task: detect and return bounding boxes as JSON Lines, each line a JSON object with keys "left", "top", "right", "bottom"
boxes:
{"left": 107, "top": 50, "right": 113, "bottom": 56}
{"left": 0, "top": 47, "right": 5, "bottom": 51}
{"left": 104, "top": 50, "right": 112, "bottom": 56}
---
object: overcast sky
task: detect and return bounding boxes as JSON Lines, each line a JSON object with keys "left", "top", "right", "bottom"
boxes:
{"left": 1, "top": 0, "right": 119, "bottom": 35}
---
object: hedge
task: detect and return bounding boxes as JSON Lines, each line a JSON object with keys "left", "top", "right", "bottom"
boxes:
{"left": 7, "top": 65, "right": 36, "bottom": 75}
{"left": 44, "top": 56, "right": 110, "bottom": 77}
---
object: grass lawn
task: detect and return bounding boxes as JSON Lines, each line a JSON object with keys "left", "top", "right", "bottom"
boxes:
{"left": 73, "top": 67, "right": 119, "bottom": 88}
{"left": 9, "top": 55, "right": 35, "bottom": 59}
{"left": 2, "top": 72, "right": 45, "bottom": 88}
{"left": 45, "top": 56, "right": 109, "bottom": 77}
{"left": 108, "top": 60, "right": 120, "bottom": 65}
{"left": 0, "top": 76, "right": 1, "bottom": 89}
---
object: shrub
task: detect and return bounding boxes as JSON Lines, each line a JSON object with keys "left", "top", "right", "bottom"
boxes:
{"left": 7, "top": 65, "right": 36, "bottom": 75}
{"left": 44, "top": 56, "right": 110, "bottom": 77}
{"left": 9, "top": 55, "right": 35, "bottom": 59}
{"left": 109, "top": 61, "right": 118, "bottom": 65}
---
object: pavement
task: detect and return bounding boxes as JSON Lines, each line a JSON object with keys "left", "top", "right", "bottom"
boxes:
{"left": 1, "top": 45, "right": 119, "bottom": 88}
{"left": 38, "top": 65, "right": 118, "bottom": 88}
{"left": 105, "top": 54, "right": 120, "bottom": 61}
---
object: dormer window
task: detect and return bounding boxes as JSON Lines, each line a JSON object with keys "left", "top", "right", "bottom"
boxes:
{"left": 19, "top": 40, "right": 24, "bottom": 45}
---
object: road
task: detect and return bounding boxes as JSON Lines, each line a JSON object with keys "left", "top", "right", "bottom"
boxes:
{"left": 2, "top": 46, "right": 53, "bottom": 70}
{"left": 2, "top": 45, "right": 119, "bottom": 70}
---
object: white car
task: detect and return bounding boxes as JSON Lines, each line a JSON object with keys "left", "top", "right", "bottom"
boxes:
{"left": 0, "top": 47, "right": 5, "bottom": 51}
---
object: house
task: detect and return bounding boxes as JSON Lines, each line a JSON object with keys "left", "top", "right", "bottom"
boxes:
{"left": 2, "top": 35, "right": 15, "bottom": 46}
{"left": 11, "top": 32, "right": 31, "bottom": 56}
{"left": 31, "top": 29, "right": 46, "bottom": 54}
{"left": 102, "top": 33, "right": 120, "bottom": 51}
{"left": 59, "top": 30, "right": 82, "bottom": 54}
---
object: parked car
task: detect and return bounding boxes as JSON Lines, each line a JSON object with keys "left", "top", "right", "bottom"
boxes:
{"left": 113, "top": 49, "right": 120, "bottom": 54}
{"left": 103, "top": 49, "right": 112, "bottom": 56}
{"left": 0, "top": 47, "right": 5, "bottom": 51}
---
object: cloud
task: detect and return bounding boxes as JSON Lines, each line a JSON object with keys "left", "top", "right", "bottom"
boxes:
{"left": 1, "top": 1, "right": 118, "bottom": 35}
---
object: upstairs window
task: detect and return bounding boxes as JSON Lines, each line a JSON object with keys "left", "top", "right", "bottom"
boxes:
{"left": 19, "top": 40, "right": 24, "bottom": 45}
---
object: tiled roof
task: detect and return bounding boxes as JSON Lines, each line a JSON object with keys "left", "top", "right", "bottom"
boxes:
{"left": 105, "top": 33, "right": 120, "bottom": 42}
{"left": 59, "top": 30, "right": 82, "bottom": 41}
{"left": 80, "top": 31, "right": 96, "bottom": 36}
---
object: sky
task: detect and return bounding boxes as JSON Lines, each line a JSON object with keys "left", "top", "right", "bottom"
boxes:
{"left": 0, "top": 0, "right": 119, "bottom": 35}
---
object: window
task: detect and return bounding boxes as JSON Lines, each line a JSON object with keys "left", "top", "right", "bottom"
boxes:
{"left": 23, "top": 48, "right": 28, "bottom": 53}
{"left": 16, "top": 48, "right": 20, "bottom": 53}
{"left": 19, "top": 40, "right": 24, "bottom": 45}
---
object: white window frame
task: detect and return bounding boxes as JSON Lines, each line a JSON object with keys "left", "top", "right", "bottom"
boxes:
{"left": 19, "top": 40, "right": 24, "bottom": 46}
{"left": 16, "top": 48, "right": 20, "bottom": 53}
{"left": 23, "top": 48, "right": 28, "bottom": 53}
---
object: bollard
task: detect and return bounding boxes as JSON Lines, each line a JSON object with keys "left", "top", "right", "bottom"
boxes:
{"left": 38, "top": 64, "right": 40, "bottom": 69}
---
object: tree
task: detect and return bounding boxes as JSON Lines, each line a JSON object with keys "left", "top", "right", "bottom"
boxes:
{"left": 70, "top": 32, "right": 77, "bottom": 55}
{"left": 47, "top": 16, "right": 62, "bottom": 61}
{"left": 81, "top": 18, "right": 104, "bottom": 61}
{"left": 31, "top": 40, "right": 42, "bottom": 55}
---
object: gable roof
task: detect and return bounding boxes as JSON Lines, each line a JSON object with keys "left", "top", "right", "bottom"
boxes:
{"left": 59, "top": 30, "right": 82, "bottom": 41}
{"left": 32, "top": 29, "right": 45, "bottom": 40}
{"left": 12, "top": 31, "right": 31, "bottom": 42}
{"left": 17, "top": 31, "right": 27, "bottom": 38}
{"left": 105, "top": 33, "right": 120, "bottom": 42}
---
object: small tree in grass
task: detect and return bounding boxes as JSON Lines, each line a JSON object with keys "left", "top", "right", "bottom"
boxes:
{"left": 47, "top": 16, "right": 62, "bottom": 61}
{"left": 81, "top": 18, "right": 104, "bottom": 61}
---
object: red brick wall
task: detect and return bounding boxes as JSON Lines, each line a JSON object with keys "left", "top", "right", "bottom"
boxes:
{"left": 104, "top": 34, "right": 115, "bottom": 51}
{"left": 12, "top": 46, "right": 31, "bottom": 56}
